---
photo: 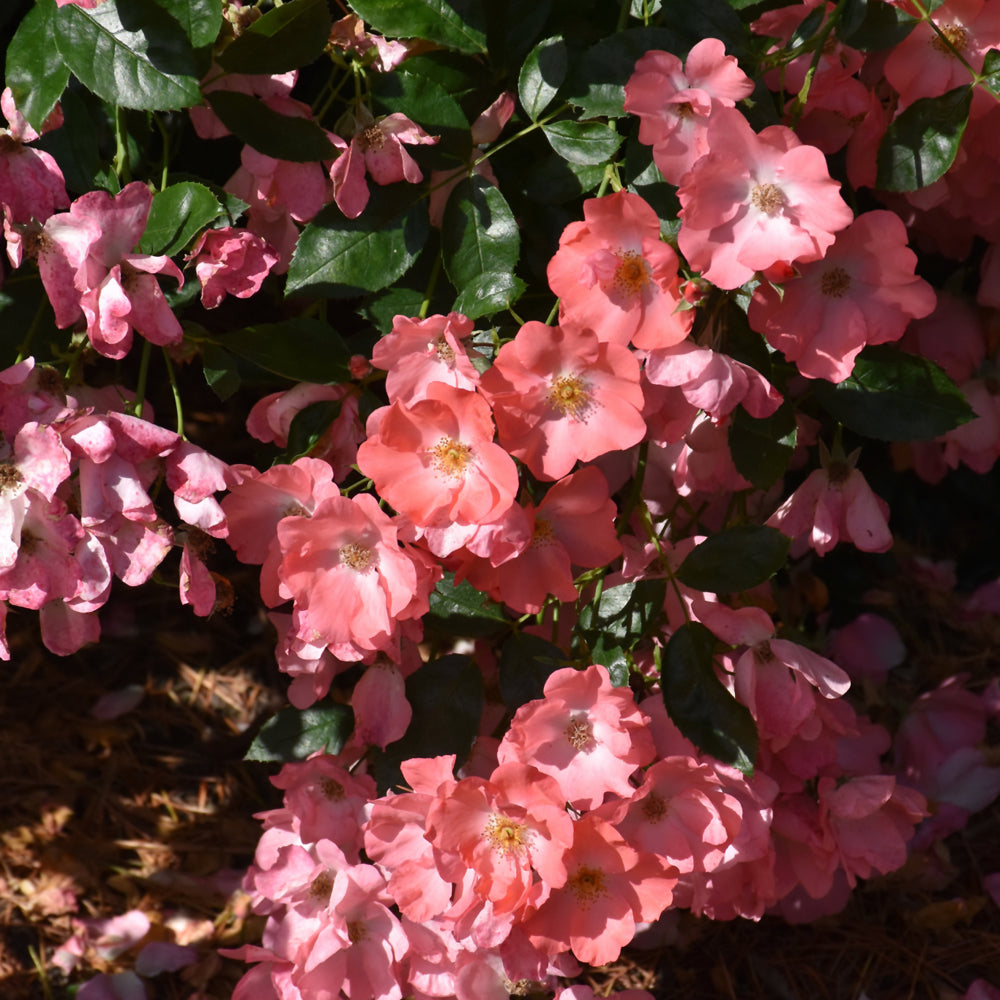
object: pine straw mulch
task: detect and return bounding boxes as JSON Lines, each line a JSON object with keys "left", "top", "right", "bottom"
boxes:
{"left": 3, "top": 526, "right": 1000, "bottom": 1000}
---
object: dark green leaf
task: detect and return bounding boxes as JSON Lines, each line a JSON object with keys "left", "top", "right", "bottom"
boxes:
{"left": 217, "top": 0, "right": 330, "bottom": 73}
{"left": 282, "top": 399, "right": 344, "bottom": 462}
{"left": 287, "top": 191, "right": 429, "bottom": 299}
{"left": 202, "top": 319, "right": 352, "bottom": 384}
{"left": 835, "top": 0, "right": 868, "bottom": 43}
{"left": 245, "top": 704, "right": 353, "bottom": 762}
{"left": 198, "top": 341, "right": 243, "bottom": 400}
{"left": 152, "top": 0, "right": 221, "bottom": 47}
{"left": 374, "top": 654, "right": 484, "bottom": 794}
{"left": 630, "top": 0, "right": 663, "bottom": 16}
{"left": 523, "top": 156, "right": 605, "bottom": 203}
{"left": 370, "top": 70, "right": 469, "bottom": 135}
{"left": 542, "top": 120, "right": 623, "bottom": 165}
{"left": 729, "top": 402, "right": 798, "bottom": 491}
{"left": 425, "top": 572, "right": 510, "bottom": 636}
{"left": 876, "top": 86, "right": 971, "bottom": 191}
{"left": 206, "top": 90, "right": 341, "bottom": 162}
{"left": 452, "top": 271, "right": 526, "bottom": 319}
{"left": 54, "top": 0, "right": 202, "bottom": 111}
{"left": 138, "top": 181, "right": 222, "bottom": 255}
{"left": 499, "top": 633, "right": 567, "bottom": 712}
{"left": 6, "top": 0, "right": 70, "bottom": 132}
{"left": 661, "top": 622, "right": 757, "bottom": 773}
{"left": 837, "top": 0, "right": 916, "bottom": 50}
{"left": 811, "top": 345, "right": 975, "bottom": 441}
{"left": 486, "top": 0, "right": 552, "bottom": 71}
{"left": 519, "top": 35, "right": 568, "bottom": 120}
{"left": 980, "top": 49, "right": 1000, "bottom": 99}
{"left": 588, "top": 635, "right": 630, "bottom": 687}
{"left": 348, "top": 0, "right": 487, "bottom": 55}
{"left": 442, "top": 175, "right": 520, "bottom": 294}
{"left": 576, "top": 579, "right": 667, "bottom": 648}
{"left": 676, "top": 525, "right": 790, "bottom": 593}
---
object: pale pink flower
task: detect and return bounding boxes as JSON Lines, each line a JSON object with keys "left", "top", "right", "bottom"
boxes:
{"left": 225, "top": 115, "right": 331, "bottom": 270}
{"left": 357, "top": 383, "right": 518, "bottom": 532}
{"left": 610, "top": 757, "right": 742, "bottom": 874}
{"left": 643, "top": 340, "right": 782, "bottom": 422}
{"left": 191, "top": 70, "right": 296, "bottom": 140}
{"left": 748, "top": 211, "right": 936, "bottom": 382}
{"left": 186, "top": 226, "right": 279, "bottom": 308}
{"left": 767, "top": 445, "right": 892, "bottom": 556}
{"left": 426, "top": 762, "right": 574, "bottom": 915}
{"left": 328, "top": 14, "right": 411, "bottom": 73}
{"left": 677, "top": 108, "right": 853, "bottom": 290}
{"left": 462, "top": 466, "right": 622, "bottom": 614}
{"left": 521, "top": 813, "right": 676, "bottom": 967}
{"left": 819, "top": 775, "right": 926, "bottom": 886}
{"left": 497, "top": 664, "right": 655, "bottom": 811}
{"left": 480, "top": 321, "right": 646, "bottom": 481}
{"left": 0, "top": 88, "right": 69, "bottom": 224}
{"left": 370, "top": 312, "right": 481, "bottom": 404}
{"left": 277, "top": 492, "right": 425, "bottom": 658}
{"left": 547, "top": 190, "right": 692, "bottom": 349}
{"left": 352, "top": 659, "right": 413, "bottom": 749}
{"left": 330, "top": 107, "right": 438, "bottom": 219}
{"left": 884, "top": 0, "right": 1000, "bottom": 107}
{"left": 624, "top": 39, "right": 754, "bottom": 185}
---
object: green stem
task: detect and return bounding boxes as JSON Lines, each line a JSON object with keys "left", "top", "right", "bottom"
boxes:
{"left": 162, "top": 348, "right": 185, "bottom": 437}
{"left": 470, "top": 104, "right": 569, "bottom": 172}
{"left": 419, "top": 254, "right": 442, "bottom": 319}
{"left": 14, "top": 295, "right": 48, "bottom": 365}
{"left": 130, "top": 339, "right": 152, "bottom": 416}
{"left": 113, "top": 106, "right": 131, "bottom": 185}
{"left": 153, "top": 114, "right": 171, "bottom": 191}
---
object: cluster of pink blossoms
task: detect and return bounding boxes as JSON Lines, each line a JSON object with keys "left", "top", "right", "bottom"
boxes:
{"left": 227, "top": 663, "right": 926, "bottom": 1000}
{"left": 0, "top": 358, "right": 233, "bottom": 657}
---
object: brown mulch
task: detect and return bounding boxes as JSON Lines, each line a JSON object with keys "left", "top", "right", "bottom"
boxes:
{"left": 3, "top": 550, "right": 1000, "bottom": 1000}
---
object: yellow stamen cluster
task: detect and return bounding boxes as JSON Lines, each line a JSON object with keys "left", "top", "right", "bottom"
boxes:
{"left": 430, "top": 437, "right": 472, "bottom": 477}
{"left": 568, "top": 865, "right": 608, "bottom": 908}
{"left": 564, "top": 717, "right": 594, "bottom": 750}
{"left": 547, "top": 374, "right": 591, "bottom": 419}
{"left": 750, "top": 182, "right": 784, "bottom": 214}
{"left": 613, "top": 250, "right": 651, "bottom": 299}
{"left": 483, "top": 813, "right": 530, "bottom": 857}
{"left": 340, "top": 542, "right": 375, "bottom": 572}
{"left": 931, "top": 23, "right": 969, "bottom": 54}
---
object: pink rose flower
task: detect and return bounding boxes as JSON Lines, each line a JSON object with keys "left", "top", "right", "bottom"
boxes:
{"left": 187, "top": 226, "right": 279, "bottom": 308}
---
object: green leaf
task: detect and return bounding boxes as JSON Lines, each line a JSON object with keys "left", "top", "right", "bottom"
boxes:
{"left": 839, "top": 0, "right": 916, "bottom": 50}
{"left": 370, "top": 70, "right": 469, "bottom": 134}
{"left": 876, "top": 86, "right": 971, "bottom": 191}
{"left": 661, "top": 622, "right": 757, "bottom": 774}
{"left": 542, "top": 120, "right": 623, "bottom": 165}
{"left": 245, "top": 704, "right": 353, "bottom": 762}
{"left": 425, "top": 572, "right": 510, "bottom": 637}
{"left": 6, "top": 0, "right": 70, "bottom": 133}
{"left": 452, "top": 270, "right": 526, "bottom": 319}
{"left": 498, "top": 633, "right": 567, "bottom": 712}
{"left": 676, "top": 525, "right": 790, "bottom": 594}
{"left": 287, "top": 190, "right": 429, "bottom": 299}
{"left": 576, "top": 579, "right": 667, "bottom": 649}
{"left": 206, "top": 91, "right": 342, "bottom": 162}
{"left": 198, "top": 341, "right": 243, "bottom": 400}
{"left": 729, "top": 402, "right": 798, "bottom": 491}
{"left": 979, "top": 49, "right": 1000, "bottom": 99}
{"left": 217, "top": 0, "right": 331, "bottom": 74}
{"left": 347, "top": 0, "right": 488, "bottom": 55}
{"left": 588, "top": 635, "right": 631, "bottom": 687}
{"left": 523, "top": 156, "right": 605, "bottom": 203}
{"left": 54, "top": 0, "right": 202, "bottom": 111}
{"left": 442, "top": 175, "right": 520, "bottom": 295}
{"left": 519, "top": 35, "right": 568, "bottom": 120}
{"left": 374, "top": 654, "right": 484, "bottom": 794}
{"left": 152, "top": 0, "right": 221, "bottom": 47}
{"left": 282, "top": 398, "right": 344, "bottom": 462}
{"left": 202, "top": 319, "right": 352, "bottom": 384}
{"left": 137, "top": 181, "right": 221, "bottom": 255}
{"left": 811, "top": 345, "right": 975, "bottom": 441}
